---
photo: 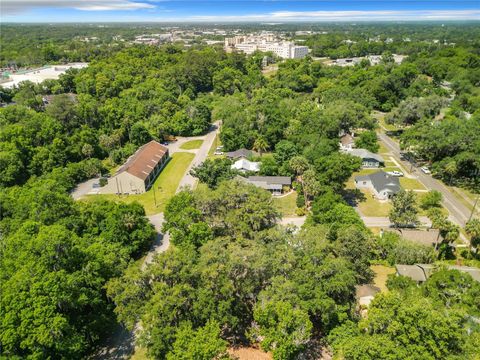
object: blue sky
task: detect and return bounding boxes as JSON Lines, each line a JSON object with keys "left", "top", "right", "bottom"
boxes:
{"left": 2, "top": 1, "right": 480, "bottom": 23}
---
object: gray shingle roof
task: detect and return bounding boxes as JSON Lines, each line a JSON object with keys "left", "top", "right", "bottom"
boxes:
{"left": 226, "top": 148, "right": 253, "bottom": 159}
{"left": 388, "top": 229, "right": 441, "bottom": 246}
{"left": 364, "top": 171, "right": 401, "bottom": 194}
{"left": 349, "top": 148, "right": 384, "bottom": 163}
{"left": 396, "top": 264, "right": 480, "bottom": 283}
{"left": 248, "top": 176, "right": 292, "bottom": 186}
{"left": 395, "top": 264, "right": 429, "bottom": 282}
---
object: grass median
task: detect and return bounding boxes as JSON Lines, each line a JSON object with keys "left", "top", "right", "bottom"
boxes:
{"left": 179, "top": 139, "right": 203, "bottom": 150}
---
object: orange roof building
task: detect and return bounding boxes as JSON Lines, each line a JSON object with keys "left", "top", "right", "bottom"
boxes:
{"left": 101, "top": 141, "right": 169, "bottom": 194}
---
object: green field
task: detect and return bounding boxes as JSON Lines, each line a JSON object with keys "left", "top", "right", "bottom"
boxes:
{"left": 400, "top": 177, "right": 426, "bottom": 190}
{"left": 273, "top": 192, "right": 298, "bottom": 216}
{"left": 82, "top": 152, "right": 195, "bottom": 215}
{"left": 179, "top": 139, "right": 203, "bottom": 150}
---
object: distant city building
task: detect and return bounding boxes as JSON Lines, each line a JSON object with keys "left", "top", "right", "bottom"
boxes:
{"left": 224, "top": 34, "right": 309, "bottom": 59}
{"left": 1, "top": 63, "right": 88, "bottom": 89}
{"left": 328, "top": 54, "right": 406, "bottom": 67}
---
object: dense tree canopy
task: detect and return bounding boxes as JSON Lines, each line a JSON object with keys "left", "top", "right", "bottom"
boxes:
{"left": 1, "top": 23, "right": 479, "bottom": 359}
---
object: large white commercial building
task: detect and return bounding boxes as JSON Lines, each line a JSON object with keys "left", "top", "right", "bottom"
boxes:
{"left": 0, "top": 63, "right": 88, "bottom": 89}
{"left": 225, "top": 35, "right": 309, "bottom": 59}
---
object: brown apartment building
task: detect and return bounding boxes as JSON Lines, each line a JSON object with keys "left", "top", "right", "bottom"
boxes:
{"left": 101, "top": 140, "right": 169, "bottom": 194}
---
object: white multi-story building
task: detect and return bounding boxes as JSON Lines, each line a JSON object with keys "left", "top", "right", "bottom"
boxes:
{"left": 224, "top": 35, "right": 309, "bottom": 59}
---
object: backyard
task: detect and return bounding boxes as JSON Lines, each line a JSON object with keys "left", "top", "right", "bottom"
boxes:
{"left": 82, "top": 152, "right": 195, "bottom": 215}
{"left": 273, "top": 191, "right": 298, "bottom": 216}
{"left": 371, "top": 265, "right": 396, "bottom": 292}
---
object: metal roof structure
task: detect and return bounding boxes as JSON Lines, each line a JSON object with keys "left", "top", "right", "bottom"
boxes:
{"left": 231, "top": 159, "right": 260, "bottom": 172}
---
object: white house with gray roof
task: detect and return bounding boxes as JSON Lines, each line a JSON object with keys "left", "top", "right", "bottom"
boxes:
{"left": 355, "top": 170, "right": 401, "bottom": 200}
{"left": 346, "top": 148, "right": 384, "bottom": 168}
{"left": 231, "top": 159, "right": 260, "bottom": 172}
{"left": 237, "top": 176, "right": 292, "bottom": 195}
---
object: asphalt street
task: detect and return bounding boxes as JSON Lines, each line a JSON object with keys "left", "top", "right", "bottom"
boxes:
{"left": 378, "top": 133, "right": 472, "bottom": 227}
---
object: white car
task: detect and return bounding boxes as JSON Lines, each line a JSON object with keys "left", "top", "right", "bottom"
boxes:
{"left": 214, "top": 151, "right": 224, "bottom": 155}
{"left": 421, "top": 166, "right": 431, "bottom": 174}
{"left": 387, "top": 171, "right": 404, "bottom": 177}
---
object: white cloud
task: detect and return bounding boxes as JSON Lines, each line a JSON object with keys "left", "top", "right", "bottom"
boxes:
{"left": 185, "top": 9, "right": 480, "bottom": 22}
{"left": 2, "top": 0, "right": 155, "bottom": 14}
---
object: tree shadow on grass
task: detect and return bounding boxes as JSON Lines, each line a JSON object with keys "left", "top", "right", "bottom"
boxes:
{"left": 343, "top": 188, "right": 367, "bottom": 207}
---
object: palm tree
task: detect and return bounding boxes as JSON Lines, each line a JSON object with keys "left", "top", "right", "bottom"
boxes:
{"left": 253, "top": 136, "right": 268, "bottom": 157}
{"left": 444, "top": 161, "right": 457, "bottom": 185}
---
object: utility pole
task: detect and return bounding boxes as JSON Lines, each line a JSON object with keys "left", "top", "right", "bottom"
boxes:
{"left": 468, "top": 194, "right": 479, "bottom": 223}
{"left": 153, "top": 185, "right": 157, "bottom": 207}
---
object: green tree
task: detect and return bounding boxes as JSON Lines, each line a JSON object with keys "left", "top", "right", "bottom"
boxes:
{"left": 253, "top": 136, "right": 269, "bottom": 157}
{"left": 166, "top": 321, "right": 228, "bottom": 360}
{"left": 354, "top": 130, "right": 379, "bottom": 153}
{"left": 389, "top": 190, "right": 419, "bottom": 228}
{"left": 190, "top": 158, "right": 236, "bottom": 189}
{"left": 252, "top": 300, "right": 312, "bottom": 360}
{"left": 420, "top": 190, "right": 442, "bottom": 210}
{"left": 129, "top": 123, "right": 152, "bottom": 147}
{"left": 465, "top": 218, "right": 480, "bottom": 251}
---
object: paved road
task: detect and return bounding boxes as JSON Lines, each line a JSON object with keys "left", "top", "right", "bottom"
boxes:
{"left": 176, "top": 122, "right": 220, "bottom": 191}
{"left": 378, "top": 133, "right": 472, "bottom": 227}
{"left": 92, "top": 124, "right": 220, "bottom": 359}
{"left": 70, "top": 178, "right": 100, "bottom": 199}
{"left": 142, "top": 213, "right": 169, "bottom": 270}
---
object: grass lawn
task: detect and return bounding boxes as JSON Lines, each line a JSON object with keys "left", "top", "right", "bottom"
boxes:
{"left": 371, "top": 265, "right": 396, "bottom": 292}
{"left": 273, "top": 192, "right": 298, "bottom": 216}
{"left": 374, "top": 112, "right": 397, "bottom": 132}
{"left": 130, "top": 347, "right": 150, "bottom": 360}
{"left": 357, "top": 189, "right": 392, "bottom": 216}
{"left": 383, "top": 166, "right": 402, "bottom": 173}
{"left": 378, "top": 141, "right": 391, "bottom": 155}
{"left": 449, "top": 186, "right": 480, "bottom": 217}
{"left": 82, "top": 152, "right": 195, "bottom": 215}
{"left": 399, "top": 177, "right": 426, "bottom": 190}
{"left": 179, "top": 139, "right": 203, "bottom": 150}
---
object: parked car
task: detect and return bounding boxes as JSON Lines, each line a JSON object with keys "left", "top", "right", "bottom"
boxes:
{"left": 92, "top": 182, "right": 101, "bottom": 189}
{"left": 161, "top": 141, "right": 169, "bottom": 146}
{"left": 214, "top": 151, "right": 224, "bottom": 155}
{"left": 421, "top": 166, "right": 431, "bottom": 174}
{"left": 216, "top": 146, "right": 224, "bottom": 150}
{"left": 387, "top": 171, "right": 404, "bottom": 177}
